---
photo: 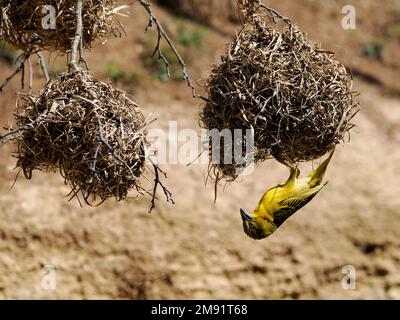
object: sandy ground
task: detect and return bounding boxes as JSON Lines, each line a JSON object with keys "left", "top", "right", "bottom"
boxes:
{"left": 0, "top": 1, "right": 399, "bottom": 299}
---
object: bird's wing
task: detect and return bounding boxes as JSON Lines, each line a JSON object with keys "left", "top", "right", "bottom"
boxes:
{"left": 273, "top": 186, "right": 324, "bottom": 227}
{"left": 253, "top": 185, "right": 285, "bottom": 221}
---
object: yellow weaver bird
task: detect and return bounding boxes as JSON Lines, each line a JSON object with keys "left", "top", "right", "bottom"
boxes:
{"left": 240, "top": 150, "right": 335, "bottom": 240}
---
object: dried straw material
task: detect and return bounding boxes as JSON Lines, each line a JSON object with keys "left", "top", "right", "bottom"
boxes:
{"left": 0, "top": 0, "right": 121, "bottom": 53}
{"left": 11, "top": 68, "right": 149, "bottom": 205}
{"left": 200, "top": 2, "right": 359, "bottom": 181}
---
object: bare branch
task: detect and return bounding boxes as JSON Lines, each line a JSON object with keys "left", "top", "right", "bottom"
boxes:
{"left": 148, "top": 157, "right": 175, "bottom": 213}
{"left": 0, "top": 107, "right": 50, "bottom": 145}
{"left": 37, "top": 52, "right": 50, "bottom": 83}
{"left": 0, "top": 53, "right": 29, "bottom": 93}
{"left": 138, "top": 0, "right": 196, "bottom": 97}
{"left": 27, "top": 57, "right": 33, "bottom": 94}
{"left": 70, "top": 0, "right": 83, "bottom": 70}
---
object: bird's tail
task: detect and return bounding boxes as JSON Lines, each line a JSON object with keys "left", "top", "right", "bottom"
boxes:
{"left": 308, "top": 150, "right": 335, "bottom": 188}
{"left": 285, "top": 166, "right": 300, "bottom": 185}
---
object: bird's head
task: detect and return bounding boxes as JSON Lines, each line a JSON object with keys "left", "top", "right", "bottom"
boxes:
{"left": 240, "top": 208, "right": 276, "bottom": 240}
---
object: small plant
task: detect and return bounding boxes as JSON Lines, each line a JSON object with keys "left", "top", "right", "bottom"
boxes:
{"left": 361, "top": 42, "right": 384, "bottom": 60}
{"left": 387, "top": 24, "right": 400, "bottom": 39}
{"left": 141, "top": 37, "right": 184, "bottom": 81}
{"left": 104, "top": 60, "right": 126, "bottom": 82}
{"left": 103, "top": 60, "right": 140, "bottom": 85}
{"left": 177, "top": 25, "right": 207, "bottom": 48}
{"left": 152, "top": 61, "right": 170, "bottom": 81}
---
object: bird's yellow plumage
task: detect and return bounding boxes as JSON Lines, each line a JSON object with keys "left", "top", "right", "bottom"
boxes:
{"left": 240, "top": 150, "right": 335, "bottom": 240}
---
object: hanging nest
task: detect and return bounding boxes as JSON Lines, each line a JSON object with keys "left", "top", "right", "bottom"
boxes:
{"left": 6, "top": 67, "right": 151, "bottom": 205}
{"left": 200, "top": 1, "right": 359, "bottom": 182}
{"left": 0, "top": 0, "right": 122, "bottom": 53}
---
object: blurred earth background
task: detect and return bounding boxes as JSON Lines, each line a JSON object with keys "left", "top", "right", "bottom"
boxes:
{"left": 0, "top": 0, "right": 400, "bottom": 299}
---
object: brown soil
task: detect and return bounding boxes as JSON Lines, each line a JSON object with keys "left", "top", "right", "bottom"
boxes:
{"left": 0, "top": 0, "right": 399, "bottom": 299}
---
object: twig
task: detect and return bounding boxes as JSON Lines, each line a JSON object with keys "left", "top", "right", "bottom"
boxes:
{"left": 20, "top": 59, "right": 25, "bottom": 90}
{"left": 27, "top": 58, "right": 33, "bottom": 94}
{"left": 70, "top": 0, "right": 83, "bottom": 70}
{"left": 214, "top": 172, "right": 219, "bottom": 204}
{"left": 237, "top": 0, "right": 261, "bottom": 21}
{"left": 138, "top": 0, "right": 196, "bottom": 97}
{"left": 37, "top": 52, "right": 50, "bottom": 83}
{"left": 0, "top": 53, "right": 29, "bottom": 93}
{"left": 90, "top": 144, "right": 101, "bottom": 181}
{"left": 237, "top": 1, "right": 291, "bottom": 26}
{"left": 148, "top": 157, "right": 174, "bottom": 213}
{"left": 78, "top": 36, "right": 89, "bottom": 70}
{"left": 259, "top": 3, "right": 292, "bottom": 25}
{"left": 94, "top": 114, "right": 137, "bottom": 179}
{"left": 0, "top": 107, "right": 50, "bottom": 145}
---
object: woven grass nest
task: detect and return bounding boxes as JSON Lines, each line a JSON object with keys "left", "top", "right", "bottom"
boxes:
{"left": 10, "top": 67, "right": 149, "bottom": 205}
{"left": 200, "top": 3, "right": 359, "bottom": 181}
{"left": 0, "top": 0, "right": 121, "bottom": 53}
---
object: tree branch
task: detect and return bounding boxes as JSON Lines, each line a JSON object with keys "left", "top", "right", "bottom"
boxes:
{"left": 0, "top": 53, "right": 29, "bottom": 93}
{"left": 138, "top": 0, "right": 196, "bottom": 97}
{"left": 37, "top": 52, "right": 50, "bottom": 83}
{"left": 70, "top": 0, "right": 83, "bottom": 70}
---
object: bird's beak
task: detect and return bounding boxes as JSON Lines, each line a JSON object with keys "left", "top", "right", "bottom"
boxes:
{"left": 240, "top": 208, "right": 253, "bottom": 222}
